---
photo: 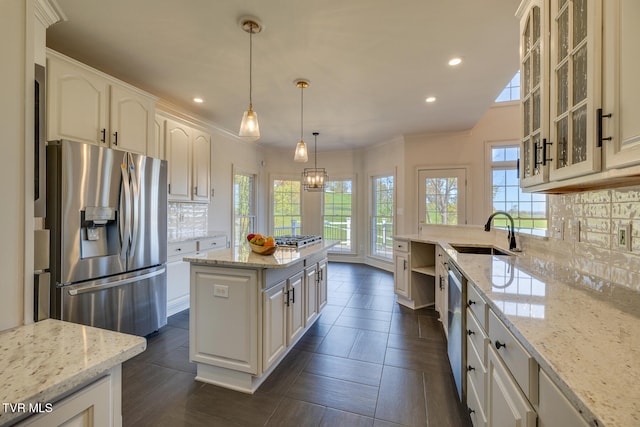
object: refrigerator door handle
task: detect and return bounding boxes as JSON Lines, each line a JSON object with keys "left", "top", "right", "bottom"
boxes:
{"left": 129, "top": 153, "right": 140, "bottom": 259}
{"left": 66, "top": 267, "right": 166, "bottom": 295}
{"left": 120, "top": 160, "right": 132, "bottom": 259}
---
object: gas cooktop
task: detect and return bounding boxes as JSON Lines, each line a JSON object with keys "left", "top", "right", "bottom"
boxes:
{"left": 274, "top": 235, "right": 323, "bottom": 248}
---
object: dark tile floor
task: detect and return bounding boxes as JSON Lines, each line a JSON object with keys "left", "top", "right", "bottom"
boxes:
{"left": 122, "top": 262, "right": 471, "bottom": 427}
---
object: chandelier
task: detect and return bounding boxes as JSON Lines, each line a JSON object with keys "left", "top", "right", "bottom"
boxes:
{"left": 303, "top": 132, "right": 328, "bottom": 191}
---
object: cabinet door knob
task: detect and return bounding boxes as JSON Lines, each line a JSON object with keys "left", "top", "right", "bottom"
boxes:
{"left": 468, "top": 299, "right": 476, "bottom": 306}
{"left": 467, "top": 365, "right": 475, "bottom": 372}
{"left": 467, "top": 329, "right": 475, "bottom": 336}
{"left": 495, "top": 340, "right": 506, "bottom": 350}
{"left": 468, "top": 408, "right": 475, "bottom": 415}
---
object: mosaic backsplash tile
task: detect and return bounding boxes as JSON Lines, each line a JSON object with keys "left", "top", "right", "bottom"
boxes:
{"left": 167, "top": 202, "right": 208, "bottom": 241}
{"left": 525, "top": 185, "right": 640, "bottom": 291}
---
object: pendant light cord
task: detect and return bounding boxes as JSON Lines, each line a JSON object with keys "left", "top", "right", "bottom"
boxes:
{"left": 249, "top": 23, "right": 253, "bottom": 108}
{"left": 314, "top": 133, "right": 317, "bottom": 169}
{"left": 300, "top": 85, "right": 304, "bottom": 141}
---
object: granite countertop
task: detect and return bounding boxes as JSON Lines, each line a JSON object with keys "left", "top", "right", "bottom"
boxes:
{"left": 168, "top": 231, "right": 226, "bottom": 244}
{"left": 184, "top": 240, "right": 337, "bottom": 269}
{"left": 0, "top": 319, "right": 146, "bottom": 426}
{"left": 397, "top": 231, "right": 640, "bottom": 427}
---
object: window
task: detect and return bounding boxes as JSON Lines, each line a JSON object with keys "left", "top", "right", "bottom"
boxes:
{"left": 489, "top": 143, "right": 547, "bottom": 232}
{"left": 418, "top": 168, "right": 467, "bottom": 225}
{"left": 495, "top": 71, "right": 521, "bottom": 102}
{"left": 233, "top": 171, "right": 256, "bottom": 247}
{"left": 323, "top": 179, "right": 353, "bottom": 253}
{"left": 372, "top": 175, "right": 394, "bottom": 259}
{"left": 272, "top": 178, "right": 301, "bottom": 236}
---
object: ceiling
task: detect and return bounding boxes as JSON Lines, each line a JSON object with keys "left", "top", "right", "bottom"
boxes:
{"left": 46, "top": 0, "right": 520, "bottom": 151}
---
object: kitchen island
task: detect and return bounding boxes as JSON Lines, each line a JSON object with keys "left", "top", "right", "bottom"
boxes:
{"left": 183, "top": 241, "right": 335, "bottom": 393}
{"left": 396, "top": 227, "right": 640, "bottom": 427}
{"left": 0, "top": 319, "right": 145, "bottom": 427}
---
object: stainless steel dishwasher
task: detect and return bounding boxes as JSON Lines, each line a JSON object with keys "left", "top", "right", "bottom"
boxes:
{"left": 447, "top": 262, "right": 466, "bottom": 402}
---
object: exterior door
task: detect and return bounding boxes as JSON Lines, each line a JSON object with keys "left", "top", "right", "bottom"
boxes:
{"left": 418, "top": 168, "right": 467, "bottom": 227}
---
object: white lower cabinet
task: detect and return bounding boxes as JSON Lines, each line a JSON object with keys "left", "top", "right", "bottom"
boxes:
{"left": 263, "top": 281, "right": 287, "bottom": 369}
{"left": 190, "top": 255, "right": 329, "bottom": 393}
{"left": 167, "top": 236, "right": 226, "bottom": 316}
{"left": 487, "top": 346, "right": 537, "bottom": 427}
{"left": 317, "top": 258, "right": 328, "bottom": 311}
{"left": 467, "top": 374, "right": 488, "bottom": 427}
{"left": 286, "top": 271, "right": 305, "bottom": 346}
{"left": 191, "top": 267, "right": 259, "bottom": 374}
{"left": 18, "top": 366, "right": 121, "bottom": 427}
{"left": 304, "top": 264, "right": 319, "bottom": 326}
{"left": 538, "top": 369, "right": 590, "bottom": 427}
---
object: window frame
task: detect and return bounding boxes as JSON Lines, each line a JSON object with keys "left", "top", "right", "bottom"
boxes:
{"left": 417, "top": 167, "right": 469, "bottom": 227}
{"left": 323, "top": 175, "right": 356, "bottom": 255}
{"left": 231, "top": 165, "right": 257, "bottom": 247}
{"left": 370, "top": 173, "right": 395, "bottom": 260}
{"left": 269, "top": 174, "right": 303, "bottom": 237}
{"left": 485, "top": 141, "right": 549, "bottom": 234}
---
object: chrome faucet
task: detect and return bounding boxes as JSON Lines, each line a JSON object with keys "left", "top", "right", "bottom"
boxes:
{"left": 484, "top": 211, "right": 517, "bottom": 251}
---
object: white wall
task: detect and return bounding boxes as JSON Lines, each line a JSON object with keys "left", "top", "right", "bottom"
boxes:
{"left": 0, "top": 0, "right": 30, "bottom": 329}
{"left": 402, "top": 102, "right": 520, "bottom": 232}
{"left": 208, "top": 129, "right": 265, "bottom": 238}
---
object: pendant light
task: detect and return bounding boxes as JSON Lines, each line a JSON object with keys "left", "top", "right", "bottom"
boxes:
{"left": 303, "top": 132, "right": 328, "bottom": 191}
{"left": 293, "top": 79, "right": 309, "bottom": 162}
{"left": 238, "top": 18, "right": 262, "bottom": 142}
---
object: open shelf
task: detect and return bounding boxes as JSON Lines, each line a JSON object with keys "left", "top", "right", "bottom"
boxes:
{"left": 411, "top": 265, "right": 436, "bottom": 277}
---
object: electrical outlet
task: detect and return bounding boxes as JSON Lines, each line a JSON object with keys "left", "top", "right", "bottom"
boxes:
{"left": 618, "top": 223, "right": 631, "bottom": 251}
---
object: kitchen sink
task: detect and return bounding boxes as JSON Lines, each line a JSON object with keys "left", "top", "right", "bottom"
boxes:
{"left": 449, "top": 244, "right": 512, "bottom": 256}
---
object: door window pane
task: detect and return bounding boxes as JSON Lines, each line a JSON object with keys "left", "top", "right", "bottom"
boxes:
{"left": 233, "top": 172, "right": 256, "bottom": 246}
{"left": 273, "top": 179, "right": 301, "bottom": 236}
{"left": 324, "top": 180, "right": 353, "bottom": 253}
{"left": 372, "top": 175, "right": 394, "bottom": 259}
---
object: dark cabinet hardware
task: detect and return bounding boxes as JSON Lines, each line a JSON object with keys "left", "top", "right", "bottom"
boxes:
{"left": 467, "top": 329, "right": 475, "bottom": 336}
{"left": 467, "top": 365, "right": 475, "bottom": 372}
{"left": 113, "top": 131, "right": 118, "bottom": 145}
{"left": 597, "top": 108, "right": 612, "bottom": 147}
{"left": 100, "top": 128, "right": 106, "bottom": 143}
{"left": 543, "top": 138, "right": 553, "bottom": 165}
{"left": 495, "top": 340, "right": 506, "bottom": 350}
{"left": 468, "top": 299, "right": 476, "bottom": 306}
{"left": 291, "top": 288, "right": 295, "bottom": 304}
{"left": 284, "top": 290, "right": 290, "bottom": 306}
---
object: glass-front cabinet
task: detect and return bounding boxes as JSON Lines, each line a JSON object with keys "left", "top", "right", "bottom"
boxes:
{"left": 602, "top": 0, "right": 640, "bottom": 170}
{"left": 548, "top": 0, "right": 601, "bottom": 181}
{"left": 519, "top": 0, "right": 549, "bottom": 187}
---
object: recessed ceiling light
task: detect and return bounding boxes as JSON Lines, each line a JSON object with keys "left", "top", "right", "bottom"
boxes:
{"left": 193, "top": 97, "right": 204, "bottom": 103}
{"left": 425, "top": 96, "right": 437, "bottom": 103}
{"left": 448, "top": 57, "right": 462, "bottom": 66}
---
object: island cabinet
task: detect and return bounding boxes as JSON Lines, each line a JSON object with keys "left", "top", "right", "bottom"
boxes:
{"left": 393, "top": 238, "right": 436, "bottom": 309}
{"left": 188, "top": 247, "right": 331, "bottom": 394}
{"left": 47, "top": 49, "right": 156, "bottom": 156}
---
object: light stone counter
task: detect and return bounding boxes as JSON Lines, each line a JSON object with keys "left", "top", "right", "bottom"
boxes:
{"left": 0, "top": 319, "right": 146, "bottom": 426}
{"left": 184, "top": 240, "right": 337, "bottom": 269}
{"left": 397, "top": 228, "right": 640, "bottom": 427}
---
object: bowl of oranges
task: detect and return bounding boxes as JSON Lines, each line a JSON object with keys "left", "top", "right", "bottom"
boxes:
{"left": 247, "top": 233, "right": 278, "bottom": 255}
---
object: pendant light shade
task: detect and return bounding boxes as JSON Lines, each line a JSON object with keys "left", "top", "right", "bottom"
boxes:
{"left": 238, "top": 18, "right": 261, "bottom": 142}
{"left": 293, "top": 80, "right": 309, "bottom": 162}
{"left": 303, "top": 132, "right": 328, "bottom": 191}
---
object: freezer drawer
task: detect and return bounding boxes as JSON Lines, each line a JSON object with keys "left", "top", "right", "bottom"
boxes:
{"left": 60, "top": 267, "right": 167, "bottom": 336}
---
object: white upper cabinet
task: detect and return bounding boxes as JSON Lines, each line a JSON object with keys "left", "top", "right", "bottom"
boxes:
{"left": 547, "top": 0, "right": 602, "bottom": 181}
{"left": 163, "top": 116, "right": 211, "bottom": 203}
{"left": 109, "top": 84, "right": 154, "bottom": 155}
{"left": 602, "top": 0, "right": 640, "bottom": 169}
{"left": 192, "top": 130, "right": 211, "bottom": 202}
{"left": 47, "top": 50, "right": 156, "bottom": 155}
{"left": 518, "top": 0, "right": 640, "bottom": 191}
{"left": 519, "top": 0, "right": 550, "bottom": 188}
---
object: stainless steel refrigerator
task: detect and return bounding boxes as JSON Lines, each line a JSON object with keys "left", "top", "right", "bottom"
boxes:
{"left": 45, "top": 139, "right": 167, "bottom": 336}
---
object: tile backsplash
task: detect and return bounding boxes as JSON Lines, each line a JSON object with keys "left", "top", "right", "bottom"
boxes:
{"left": 168, "top": 202, "right": 208, "bottom": 241}
{"left": 534, "top": 185, "right": 640, "bottom": 291}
